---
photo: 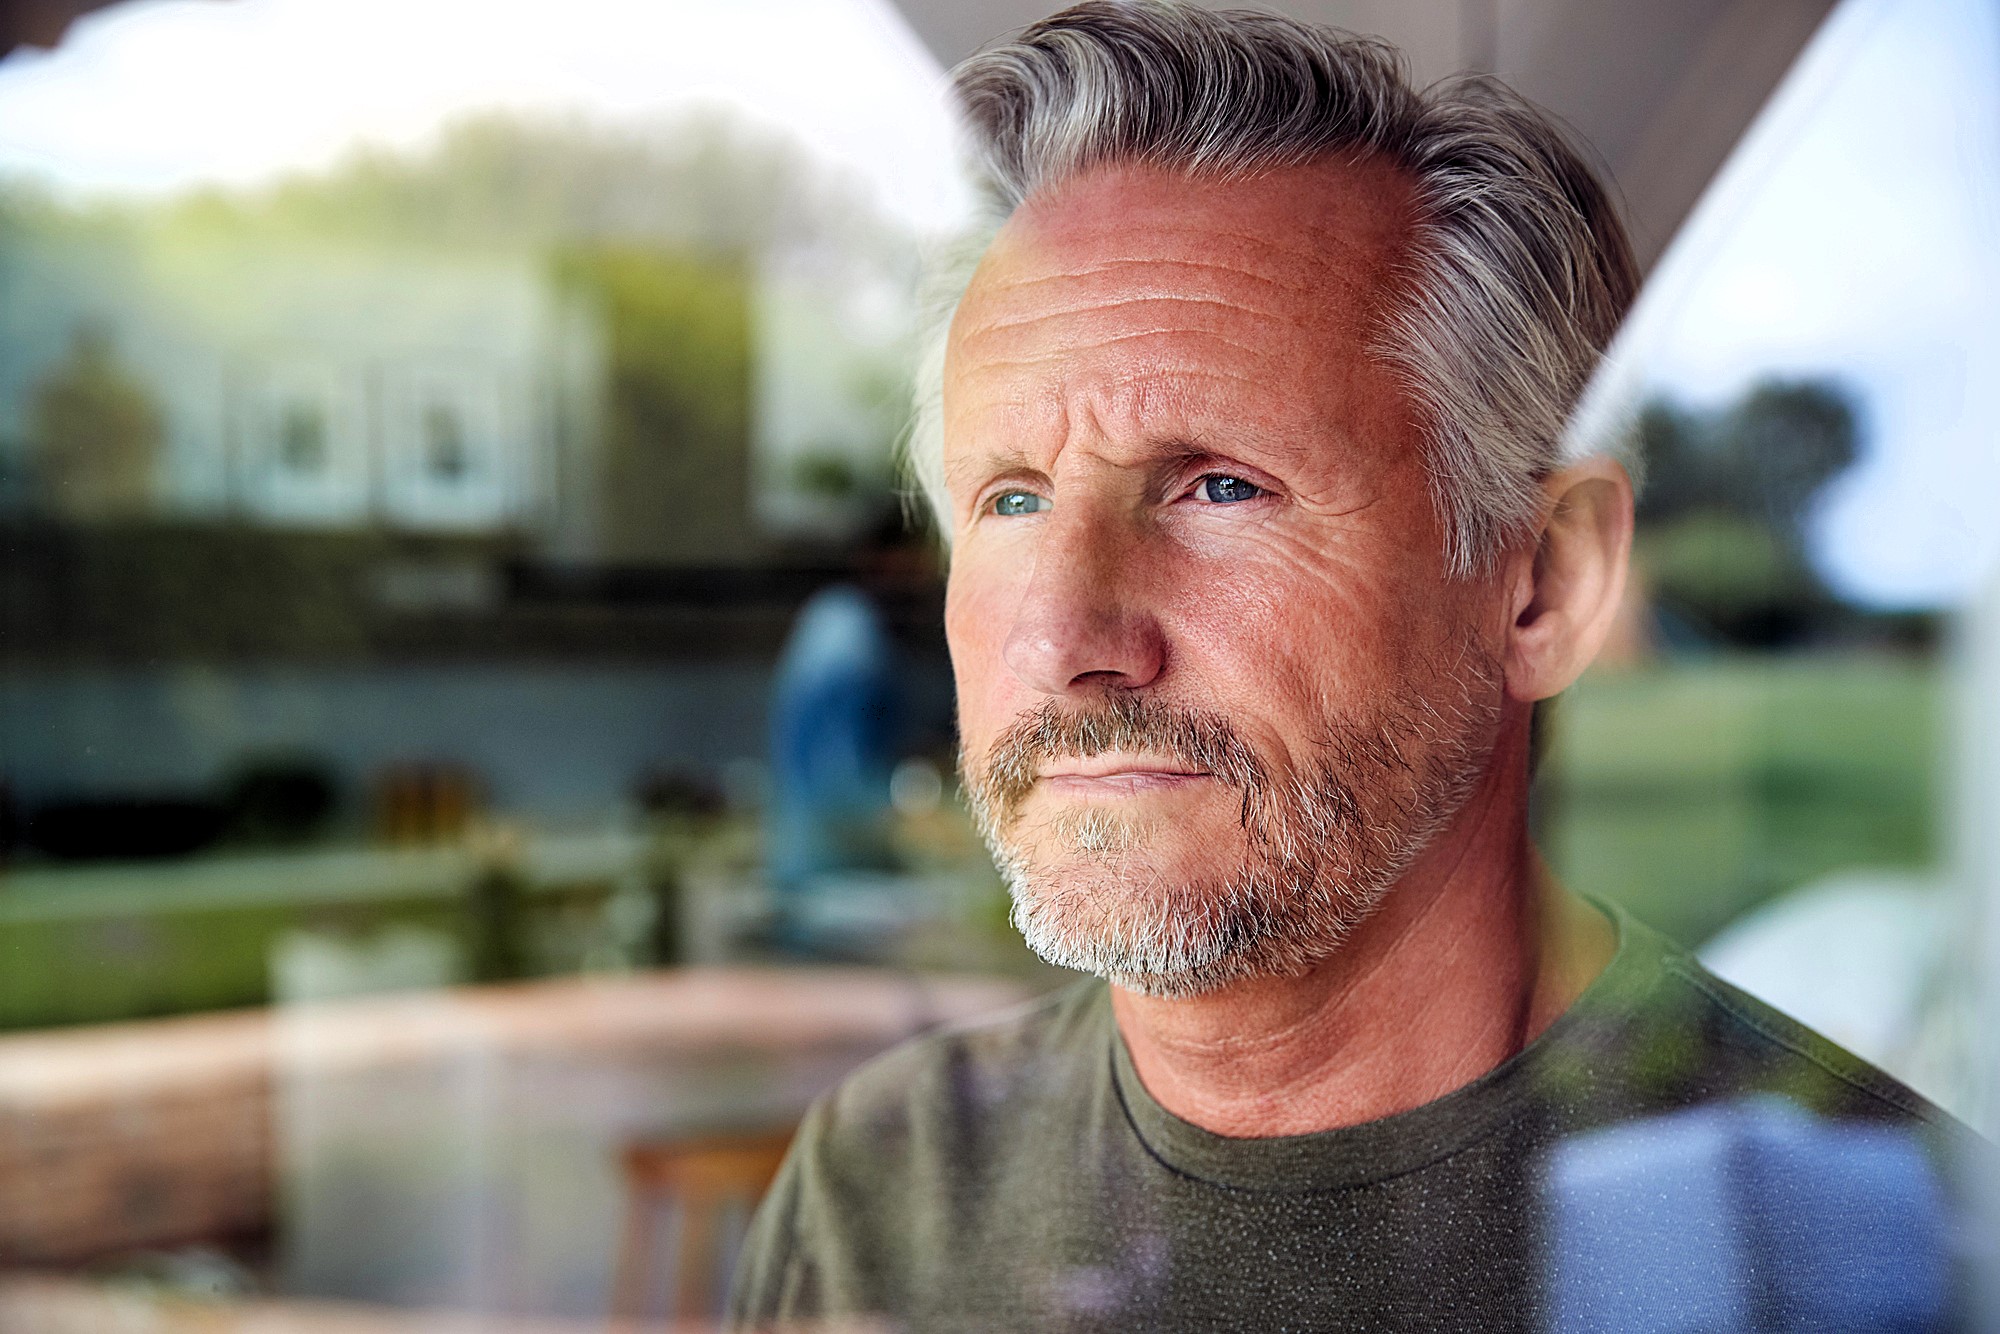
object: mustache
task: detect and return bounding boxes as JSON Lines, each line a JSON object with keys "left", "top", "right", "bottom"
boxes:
{"left": 968, "top": 697, "right": 1270, "bottom": 816}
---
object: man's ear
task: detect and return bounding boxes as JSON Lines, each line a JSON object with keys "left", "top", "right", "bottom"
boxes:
{"left": 1504, "top": 457, "right": 1634, "bottom": 702}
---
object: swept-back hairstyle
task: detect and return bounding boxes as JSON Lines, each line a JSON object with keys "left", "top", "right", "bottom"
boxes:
{"left": 906, "top": 1, "right": 1639, "bottom": 574}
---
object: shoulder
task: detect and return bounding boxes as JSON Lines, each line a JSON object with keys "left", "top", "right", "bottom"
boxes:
{"left": 784, "top": 976, "right": 1114, "bottom": 1231}
{"left": 811, "top": 977, "right": 1111, "bottom": 1160}
{"left": 1661, "top": 943, "right": 1955, "bottom": 1127}
{"left": 727, "top": 980, "right": 1108, "bottom": 1326}
{"left": 1585, "top": 909, "right": 1959, "bottom": 1133}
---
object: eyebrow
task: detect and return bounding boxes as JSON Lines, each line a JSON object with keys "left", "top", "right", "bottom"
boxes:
{"left": 944, "top": 435, "right": 1222, "bottom": 493}
{"left": 943, "top": 448, "right": 1030, "bottom": 491}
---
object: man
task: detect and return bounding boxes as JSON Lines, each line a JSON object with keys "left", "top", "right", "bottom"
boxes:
{"left": 730, "top": 5, "right": 1957, "bottom": 1329}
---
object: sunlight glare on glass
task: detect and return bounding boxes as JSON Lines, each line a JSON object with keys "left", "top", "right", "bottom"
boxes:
{"left": 0, "top": 0, "right": 972, "bottom": 235}
{"left": 1567, "top": 0, "right": 2000, "bottom": 610}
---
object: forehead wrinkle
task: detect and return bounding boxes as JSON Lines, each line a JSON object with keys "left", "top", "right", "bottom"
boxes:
{"left": 1004, "top": 219, "right": 1401, "bottom": 299}
{"left": 954, "top": 350, "right": 1287, "bottom": 452}
{"left": 960, "top": 248, "right": 1393, "bottom": 371}
{"left": 952, "top": 359, "right": 1307, "bottom": 483}
{"left": 954, "top": 274, "right": 1356, "bottom": 375}
{"left": 955, "top": 327, "right": 1288, "bottom": 375}
{"left": 964, "top": 293, "right": 1317, "bottom": 342}
{"left": 944, "top": 162, "right": 1422, "bottom": 505}
{"left": 971, "top": 244, "right": 1379, "bottom": 319}
{"left": 1009, "top": 200, "right": 1403, "bottom": 269}
{"left": 993, "top": 159, "right": 1423, "bottom": 319}
{"left": 978, "top": 248, "right": 1348, "bottom": 300}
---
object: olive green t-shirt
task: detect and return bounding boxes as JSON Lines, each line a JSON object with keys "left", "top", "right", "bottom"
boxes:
{"left": 728, "top": 910, "right": 1956, "bottom": 1333}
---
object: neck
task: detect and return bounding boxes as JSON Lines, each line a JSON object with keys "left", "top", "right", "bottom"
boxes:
{"left": 1109, "top": 738, "right": 1616, "bottom": 1138}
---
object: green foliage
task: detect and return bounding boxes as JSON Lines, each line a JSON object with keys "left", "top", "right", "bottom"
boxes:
{"left": 794, "top": 451, "right": 863, "bottom": 499}
{"left": 1635, "top": 378, "right": 1862, "bottom": 643}
{"left": 558, "top": 247, "right": 755, "bottom": 564}
{"left": 28, "top": 326, "right": 163, "bottom": 521}
{"left": 166, "top": 109, "right": 902, "bottom": 260}
{"left": 1637, "top": 510, "right": 1807, "bottom": 624}
{"left": 0, "top": 853, "right": 622, "bottom": 1030}
{"left": 155, "top": 111, "right": 906, "bottom": 566}
{"left": 1718, "top": 381, "right": 1858, "bottom": 536}
{"left": 1543, "top": 658, "right": 1940, "bottom": 948}
{"left": 4, "top": 110, "right": 916, "bottom": 565}
{"left": 1637, "top": 378, "right": 1859, "bottom": 534}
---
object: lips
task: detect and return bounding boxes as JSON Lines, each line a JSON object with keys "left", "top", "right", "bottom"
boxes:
{"left": 1038, "top": 756, "right": 1212, "bottom": 797}
{"left": 968, "top": 697, "right": 1265, "bottom": 818}
{"left": 1039, "top": 755, "right": 1208, "bottom": 782}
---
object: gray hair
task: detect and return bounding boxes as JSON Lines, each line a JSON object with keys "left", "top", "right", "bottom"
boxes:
{"left": 906, "top": 1, "right": 1640, "bottom": 575}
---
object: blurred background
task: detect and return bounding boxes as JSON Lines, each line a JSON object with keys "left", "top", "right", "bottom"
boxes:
{"left": 0, "top": 0, "right": 1992, "bottom": 1328}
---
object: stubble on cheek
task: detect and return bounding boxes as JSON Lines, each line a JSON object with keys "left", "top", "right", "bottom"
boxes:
{"left": 958, "top": 636, "right": 1505, "bottom": 997}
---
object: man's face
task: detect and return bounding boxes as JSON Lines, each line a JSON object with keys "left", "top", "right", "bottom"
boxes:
{"left": 942, "top": 160, "right": 1511, "bottom": 997}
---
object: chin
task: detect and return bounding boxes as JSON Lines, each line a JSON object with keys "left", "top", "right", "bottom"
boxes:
{"left": 997, "top": 832, "right": 1388, "bottom": 1000}
{"left": 964, "top": 651, "right": 1506, "bottom": 996}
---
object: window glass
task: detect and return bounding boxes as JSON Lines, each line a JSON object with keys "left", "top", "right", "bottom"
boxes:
{"left": 0, "top": 0, "right": 1993, "bottom": 1325}
{"left": 0, "top": 0, "right": 1023, "bottom": 1323}
{"left": 1546, "top": 0, "right": 2000, "bottom": 1124}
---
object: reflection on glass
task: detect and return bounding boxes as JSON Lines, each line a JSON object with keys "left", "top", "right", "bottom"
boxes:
{"left": 423, "top": 402, "right": 468, "bottom": 481}
{"left": 0, "top": 0, "right": 1009, "bottom": 1326}
{"left": 1548, "top": 0, "right": 1999, "bottom": 1129}
{"left": 279, "top": 401, "right": 327, "bottom": 475}
{"left": 0, "top": 0, "right": 1990, "bottom": 1326}
{"left": 1544, "top": 1097, "right": 1952, "bottom": 1333}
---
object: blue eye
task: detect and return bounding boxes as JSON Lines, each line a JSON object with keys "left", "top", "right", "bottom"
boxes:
{"left": 992, "top": 490, "right": 1049, "bottom": 516}
{"left": 1199, "top": 475, "right": 1263, "bottom": 504}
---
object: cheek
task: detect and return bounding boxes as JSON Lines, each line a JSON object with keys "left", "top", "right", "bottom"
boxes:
{"left": 945, "top": 565, "right": 1024, "bottom": 744}
{"left": 1163, "top": 541, "right": 1423, "bottom": 714}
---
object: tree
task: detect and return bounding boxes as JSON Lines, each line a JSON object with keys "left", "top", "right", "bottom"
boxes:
{"left": 1714, "top": 380, "right": 1858, "bottom": 546}
{"left": 1632, "top": 377, "right": 1862, "bottom": 646}
{"left": 557, "top": 248, "right": 755, "bottom": 565}
{"left": 28, "top": 325, "right": 163, "bottom": 523}
{"left": 172, "top": 109, "right": 904, "bottom": 262}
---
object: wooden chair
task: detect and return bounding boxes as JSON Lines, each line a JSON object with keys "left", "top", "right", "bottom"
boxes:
{"left": 610, "top": 1126, "right": 796, "bottom": 1329}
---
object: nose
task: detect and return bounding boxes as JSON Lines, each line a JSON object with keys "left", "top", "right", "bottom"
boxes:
{"left": 1001, "top": 505, "right": 1166, "bottom": 695}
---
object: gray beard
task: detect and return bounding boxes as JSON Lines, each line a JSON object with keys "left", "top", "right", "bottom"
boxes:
{"left": 961, "top": 650, "right": 1502, "bottom": 999}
